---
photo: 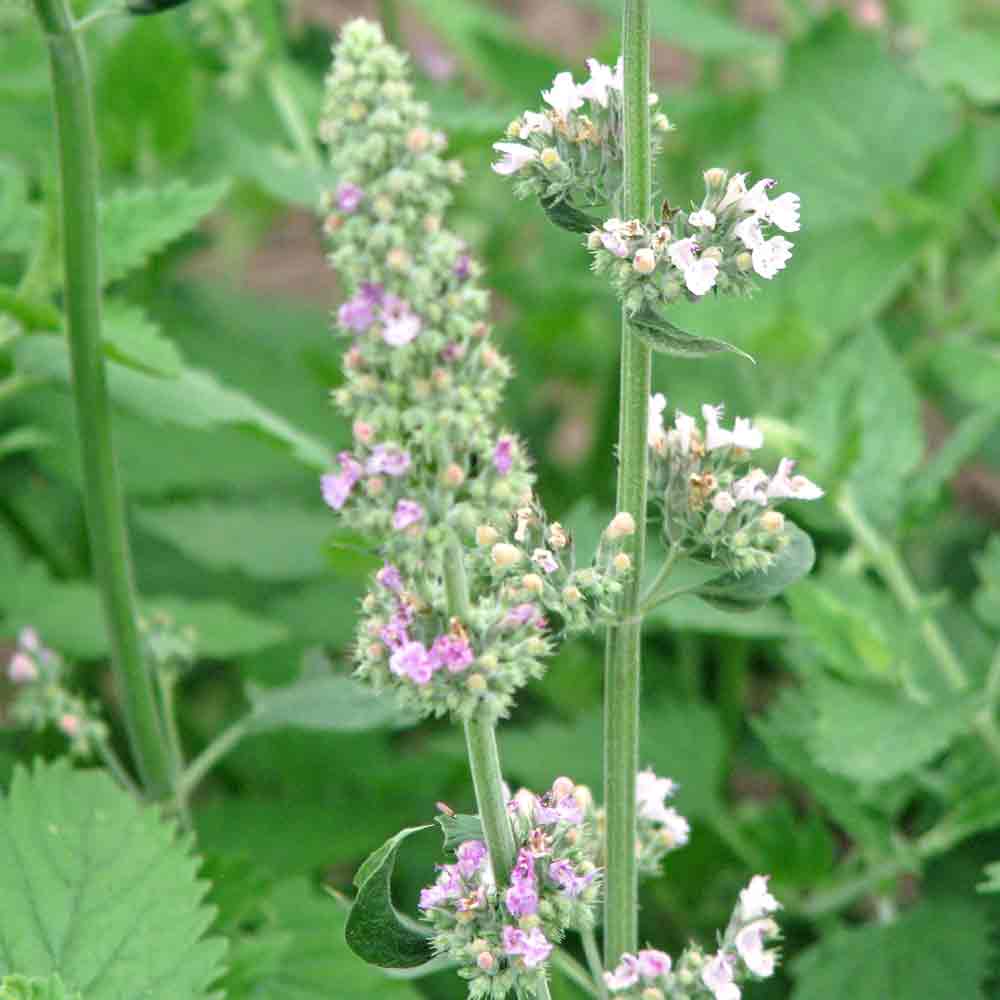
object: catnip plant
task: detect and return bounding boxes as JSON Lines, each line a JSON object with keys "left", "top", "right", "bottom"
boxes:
{"left": 318, "top": 15, "right": 818, "bottom": 1000}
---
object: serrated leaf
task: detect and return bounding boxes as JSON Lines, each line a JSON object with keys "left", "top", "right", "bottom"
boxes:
{"left": 630, "top": 306, "right": 755, "bottom": 362}
{"left": 0, "top": 759, "right": 225, "bottom": 999}
{"left": 102, "top": 300, "right": 183, "bottom": 377}
{"left": 539, "top": 195, "right": 602, "bottom": 235}
{"left": 247, "top": 659, "right": 413, "bottom": 734}
{"left": 435, "top": 813, "right": 484, "bottom": 850}
{"left": 100, "top": 179, "right": 229, "bottom": 285}
{"left": 807, "top": 678, "right": 979, "bottom": 785}
{"left": 13, "top": 335, "right": 331, "bottom": 471}
{"left": 134, "top": 501, "right": 333, "bottom": 581}
{"left": 345, "top": 826, "right": 435, "bottom": 969}
{"left": 791, "top": 899, "right": 992, "bottom": 999}
{"left": 0, "top": 975, "right": 80, "bottom": 1000}
{"left": 696, "top": 522, "right": 815, "bottom": 611}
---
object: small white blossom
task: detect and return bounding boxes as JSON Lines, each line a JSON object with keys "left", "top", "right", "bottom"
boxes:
{"left": 702, "top": 952, "right": 740, "bottom": 1000}
{"left": 688, "top": 208, "right": 717, "bottom": 230}
{"left": 713, "top": 491, "right": 735, "bottom": 514}
{"left": 734, "top": 215, "right": 763, "bottom": 250}
{"left": 751, "top": 235, "right": 794, "bottom": 280}
{"left": 491, "top": 142, "right": 538, "bottom": 176}
{"left": 738, "top": 177, "right": 776, "bottom": 215}
{"left": 667, "top": 237, "right": 699, "bottom": 271}
{"left": 702, "top": 403, "right": 731, "bottom": 451}
{"left": 668, "top": 237, "right": 718, "bottom": 296}
{"left": 648, "top": 393, "right": 668, "bottom": 450}
{"left": 766, "top": 191, "right": 800, "bottom": 232}
{"left": 578, "top": 57, "right": 622, "bottom": 107}
{"left": 672, "top": 410, "right": 697, "bottom": 455}
{"left": 717, "top": 172, "right": 749, "bottom": 212}
{"left": 738, "top": 875, "right": 781, "bottom": 922}
{"left": 518, "top": 111, "right": 553, "bottom": 138}
{"left": 542, "top": 70, "right": 584, "bottom": 117}
{"left": 636, "top": 768, "right": 678, "bottom": 822}
{"left": 733, "top": 469, "right": 769, "bottom": 506}
{"left": 731, "top": 417, "right": 763, "bottom": 450}
{"left": 767, "top": 458, "right": 823, "bottom": 500}
{"left": 735, "top": 920, "right": 778, "bottom": 978}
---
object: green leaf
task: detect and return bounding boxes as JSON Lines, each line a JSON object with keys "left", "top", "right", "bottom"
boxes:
{"left": 539, "top": 195, "right": 602, "bottom": 235}
{"left": 102, "top": 299, "right": 184, "bottom": 377}
{"left": 100, "top": 180, "right": 230, "bottom": 285}
{"left": 759, "top": 16, "right": 956, "bottom": 230}
{"left": 806, "top": 678, "right": 980, "bottom": 785}
{"left": 0, "top": 759, "right": 225, "bottom": 999}
{"left": 791, "top": 899, "right": 992, "bottom": 1000}
{"left": 914, "top": 28, "right": 1000, "bottom": 105}
{"left": 246, "top": 658, "right": 413, "bottom": 734}
{"left": 0, "top": 975, "right": 80, "bottom": 1000}
{"left": 134, "top": 501, "right": 334, "bottom": 581}
{"left": 631, "top": 306, "right": 755, "bottom": 362}
{"left": 696, "top": 522, "right": 815, "bottom": 611}
{"left": 435, "top": 813, "right": 484, "bottom": 849}
{"left": 345, "top": 826, "right": 435, "bottom": 970}
{"left": 647, "top": 594, "right": 794, "bottom": 638}
{"left": 977, "top": 862, "right": 1000, "bottom": 894}
{"left": 929, "top": 339, "right": 1000, "bottom": 407}
{"left": 14, "top": 335, "right": 331, "bottom": 471}
{"left": 148, "top": 596, "right": 288, "bottom": 658}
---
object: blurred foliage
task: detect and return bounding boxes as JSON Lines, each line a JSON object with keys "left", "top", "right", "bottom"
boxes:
{"left": 2, "top": 0, "right": 1000, "bottom": 997}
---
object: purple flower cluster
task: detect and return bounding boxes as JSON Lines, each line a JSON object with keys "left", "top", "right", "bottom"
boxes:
{"left": 393, "top": 499, "right": 425, "bottom": 530}
{"left": 493, "top": 436, "right": 514, "bottom": 475}
{"left": 502, "top": 926, "right": 552, "bottom": 969}
{"left": 419, "top": 838, "right": 489, "bottom": 911}
{"left": 336, "top": 181, "right": 364, "bottom": 213}
{"left": 386, "top": 623, "right": 475, "bottom": 687}
{"left": 320, "top": 452, "right": 363, "bottom": 510}
{"left": 505, "top": 848, "right": 539, "bottom": 916}
{"left": 367, "top": 444, "right": 411, "bottom": 477}
{"left": 336, "top": 282, "right": 423, "bottom": 348}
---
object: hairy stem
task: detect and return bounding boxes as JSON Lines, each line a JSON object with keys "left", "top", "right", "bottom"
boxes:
{"left": 32, "top": 0, "right": 174, "bottom": 800}
{"left": 603, "top": 0, "right": 651, "bottom": 967}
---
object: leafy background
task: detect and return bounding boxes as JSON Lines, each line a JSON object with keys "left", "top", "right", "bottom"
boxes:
{"left": 2, "top": 0, "right": 1000, "bottom": 997}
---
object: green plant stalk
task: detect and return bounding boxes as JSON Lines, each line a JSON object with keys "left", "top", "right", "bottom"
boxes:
{"left": 265, "top": 64, "right": 322, "bottom": 173}
{"left": 32, "top": 0, "right": 174, "bottom": 800}
{"left": 582, "top": 927, "right": 609, "bottom": 999}
{"left": 179, "top": 716, "right": 251, "bottom": 804}
{"left": 603, "top": 0, "right": 652, "bottom": 967}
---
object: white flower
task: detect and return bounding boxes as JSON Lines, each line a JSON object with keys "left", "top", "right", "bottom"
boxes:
{"left": 751, "top": 235, "right": 793, "bottom": 279}
{"left": 767, "top": 458, "right": 823, "bottom": 500}
{"left": 738, "top": 177, "right": 776, "bottom": 215}
{"left": 735, "top": 920, "right": 778, "bottom": 978}
{"left": 491, "top": 142, "right": 538, "bottom": 176}
{"left": 578, "top": 57, "right": 622, "bottom": 107}
{"left": 731, "top": 416, "right": 763, "bottom": 450}
{"left": 717, "top": 172, "right": 749, "bottom": 212}
{"left": 702, "top": 403, "right": 732, "bottom": 451}
{"left": 738, "top": 874, "right": 781, "bottom": 922}
{"left": 383, "top": 311, "right": 421, "bottom": 346}
{"left": 701, "top": 952, "right": 740, "bottom": 1000}
{"left": 713, "top": 491, "right": 735, "bottom": 514}
{"left": 672, "top": 410, "right": 697, "bottom": 454}
{"left": 636, "top": 768, "right": 677, "bottom": 821}
{"left": 518, "top": 111, "right": 553, "bottom": 138}
{"left": 543, "top": 71, "right": 583, "bottom": 118}
{"left": 734, "top": 214, "right": 763, "bottom": 250}
{"left": 733, "top": 469, "right": 769, "bottom": 506}
{"left": 658, "top": 806, "right": 691, "bottom": 847}
{"left": 667, "top": 237, "right": 699, "bottom": 271}
{"left": 633, "top": 247, "right": 657, "bottom": 274}
{"left": 688, "top": 209, "right": 717, "bottom": 230}
{"left": 766, "top": 191, "right": 800, "bottom": 232}
{"left": 648, "top": 393, "right": 668, "bottom": 450}
{"left": 684, "top": 257, "right": 719, "bottom": 296}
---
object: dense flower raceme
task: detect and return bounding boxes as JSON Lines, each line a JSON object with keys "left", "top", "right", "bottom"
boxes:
{"left": 3, "top": 628, "right": 106, "bottom": 756}
{"left": 587, "top": 169, "right": 799, "bottom": 314}
{"left": 420, "top": 778, "right": 601, "bottom": 999}
{"left": 318, "top": 21, "right": 623, "bottom": 722}
{"left": 647, "top": 396, "right": 822, "bottom": 576}
{"left": 491, "top": 59, "right": 672, "bottom": 208}
{"left": 603, "top": 875, "right": 782, "bottom": 1000}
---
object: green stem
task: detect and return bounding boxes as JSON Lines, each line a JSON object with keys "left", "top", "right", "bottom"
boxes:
{"left": 179, "top": 716, "right": 251, "bottom": 802}
{"left": 638, "top": 544, "right": 679, "bottom": 609}
{"left": 552, "top": 947, "right": 600, "bottom": 998}
{"left": 157, "top": 669, "right": 190, "bottom": 825}
{"left": 603, "top": 0, "right": 651, "bottom": 968}
{"left": 94, "top": 738, "right": 141, "bottom": 798}
{"left": 32, "top": 0, "right": 174, "bottom": 800}
{"left": 581, "top": 927, "right": 608, "bottom": 999}
{"left": 265, "top": 64, "right": 322, "bottom": 173}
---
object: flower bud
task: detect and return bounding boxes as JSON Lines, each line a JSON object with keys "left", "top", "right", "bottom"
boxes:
{"left": 761, "top": 510, "right": 785, "bottom": 534}
{"left": 633, "top": 248, "right": 657, "bottom": 274}
{"left": 522, "top": 573, "right": 544, "bottom": 594}
{"left": 552, "top": 776, "right": 575, "bottom": 799}
{"left": 642, "top": 990, "right": 665, "bottom": 1000}
{"left": 512, "top": 788, "right": 535, "bottom": 818}
{"left": 491, "top": 543, "right": 522, "bottom": 568}
{"left": 548, "top": 522, "right": 569, "bottom": 549}
{"left": 466, "top": 673, "right": 487, "bottom": 692}
{"left": 562, "top": 585, "right": 582, "bottom": 604}
{"left": 703, "top": 167, "right": 727, "bottom": 191}
{"left": 653, "top": 112, "right": 671, "bottom": 132}
{"left": 574, "top": 785, "right": 593, "bottom": 810}
{"left": 406, "top": 126, "right": 431, "bottom": 153}
{"left": 372, "top": 195, "right": 394, "bottom": 219}
{"left": 712, "top": 491, "right": 735, "bottom": 514}
{"left": 540, "top": 147, "right": 561, "bottom": 169}
{"left": 606, "top": 511, "right": 636, "bottom": 539}
{"left": 477, "top": 952, "right": 495, "bottom": 972}
{"left": 59, "top": 714, "right": 81, "bottom": 737}
{"left": 387, "top": 247, "right": 411, "bottom": 270}
{"left": 613, "top": 552, "right": 632, "bottom": 573}
{"left": 481, "top": 345, "right": 500, "bottom": 369}
{"left": 476, "top": 524, "right": 500, "bottom": 546}
{"left": 479, "top": 653, "right": 498, "bottom": 672}
{"left": 442, "top": 463, "right": 466, "bottom": 488}
{"left": 365, "top": 476, "right": 385, "bottom": 496}
{"left": 367, "top": 642, "right": 384, "bottom": 659}
{"left": 736, "top": 251, "right": 753, "bottom": 272}
{"left": 353, "top": 420, "right": 374, "bottom": 444}
{"left": 7, "top": 652, "right": 37, "bottom": 684}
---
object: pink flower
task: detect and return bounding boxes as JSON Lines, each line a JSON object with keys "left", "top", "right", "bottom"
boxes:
{"left": 505, "top": 881, "right": 538, "bottom": 917}
{"left": 17, "top": 627, "right": 39, "bottom": 652}
{"left": 389, "top": 641, "right": 436, "bottom": 685}
{"left": 381, "top": 295, "right": 422, "bottom": 347}
{"left": 503, "top": 603, "right": 539, "bottom": 629}
{"left": 321, "top": 453, "right": 363, "bottom": 510}
{"left": 637, "top": 949, "right": 672, "bottom": 980}
{"left": 503, "top": 926, "right": 552, "bottom": 969}
{"left": 337, "top": 283, "right": 383, "bottom": 332}
{"left": 735, "top": 919, "right": 777, "bottom": 977}
{"left": 376, "top": 563, "right": 403, "bottom": 592}
{"left": 393, "top": 499, "right": 425, "bottom": 530}
{"left": 367, "top": 444, "right": 411, "bottom": 477}
{"left": 493, "top": 436, "right": 514, "bottom": 475}
{"left": 531, "top": 548, "right": 559, "bottom": 575}
{"left": 429, "top": 633, "right": 474, "bottom": 673}
{"left": 604, "top": 954, "right": 640, "bottom": 991}
{"left": 58, "top": 714, "right": 81, "bottom": 738}
{"left": 335, "top": 182, "right": 364, "bottom": 213}
{"left": 701, "top": 952, "right": 740, "bottom": 1000}
{"left": 7, "top": 652, "right": 38, "bottom": 684}
{"left": 456, "top": 840, "right": 488, "bottom": 877}
{"left": 767, "top": 458, "right": 823, "bottom": 501}
{"left": 733, "top": 469, "right": 769, "bottom": 506}
{"left": 738, "top": 875, "right": 781, "bottom": 922}
{"left": 547, "top": 859, "right": 593, "bottom": 898}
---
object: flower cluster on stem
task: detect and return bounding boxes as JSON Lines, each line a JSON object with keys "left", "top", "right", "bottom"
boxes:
{"left": 318, "top": 21, "right": 622, "bottom": 723}
{"left": 420, "top": 777, "right": 601, "bottom": 999}
{"left": 647, "top": 396, "right": 822, "bottom": 577}
{"left": 603, "top": 875, "right": 782, "bottom": 999}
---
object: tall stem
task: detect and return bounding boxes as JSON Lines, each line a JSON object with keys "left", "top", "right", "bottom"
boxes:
{"left": 32, "top": 0, "right": 173, "bottom": 800}
{"left": 603, "top": 0, "right": 651, "bottom": 967}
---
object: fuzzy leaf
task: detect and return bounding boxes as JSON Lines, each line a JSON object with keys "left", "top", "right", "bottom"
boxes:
{"left": 630, "top": 307, "right": 755, "bottom": 362}
{"left": 435, "top": 813, "right": 484, "bottom": 849}
{"left": 0, "top": 975, "right": 80, "bottom": 1000}
{"left": 0, "top": 759, "right": 225, "bottom": 999}
{"left": 791, "top": 899, "right": 992, "bottom": 1000}
{"left": 539, "top": 195, "right": 602, "bottom": 235}
{"left": 696, "top": 522, "right": 815, "bottom": 611}
{"left": 102, "top": 300, "right": 183, "bottom": 377}
{"left": 100, "top": 179, "right": 229, "bottom": 285}
{"left": 247, "top": 660, "right": 413, "bottom": 734}
{"left": 345, "top": 826, "right": 435, "bottom": 969}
